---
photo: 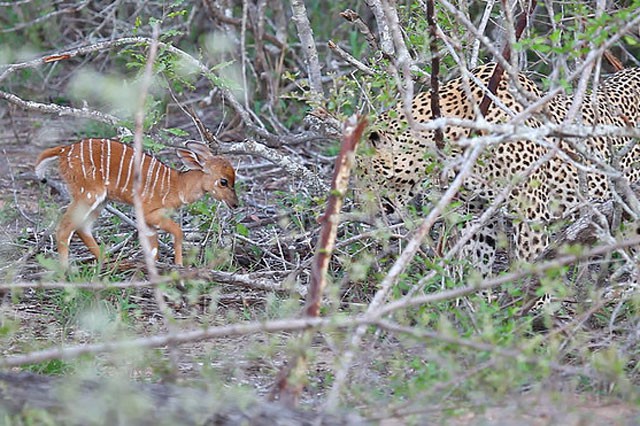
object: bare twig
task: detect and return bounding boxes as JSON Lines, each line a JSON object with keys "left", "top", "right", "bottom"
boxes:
{"left": 240, "top": 0, "right": 250, "bottom": 109}
{"left": 0, "top": 0, "right": 32, "bottom": 6}
{"left": 469, "top": 0, "right": 496, "bottom": 67}
{"left": 381, "top": 234, "right": 640, "bottom": 318}
{"left": 381, "top": 0, "right": 417, "bottom": 131}
{"left": 0, "top": 293, "right": 613, "bottom": 379}
{"left": 290, "top": 0, "right": 323, "bottom": 102}
{"left": 131, "top": 29, "right": 160, "bottom": 278}
{"left": 374, "top": 320, "right": 596, "bottom": 378}
{"left": 2, "top": 269, "right": 290, "bottom": 293}
{"left": 0, "top": 317, "right": 327, "bottom": 369}
{"left": 328, "top": 40, "right": 375, "bottom": 76}
{"left": 340, "top": 9, "right": 379, "bottom": 51}
{"left": 478, "top": 0, "right": 537, "bottom": 117}
{"left": 426, "top": 0, "right": 444, "bottom": 150}
{"left": 0, "top": 278, "right": 172, "bottom": 291}
{"left": 225, "top": 138, "right": 328, "bottom": 193}
{"left": 0, "top": 1, "right": 90, "bottom": 34}
{"left": 130, "top": 23, "right": 180, "bottom": 381}
{"left": 200, "top": 269, "right": 301, "bottom": 294}
{"left": 0, "top": 90, "right": 124, "bottom": 129}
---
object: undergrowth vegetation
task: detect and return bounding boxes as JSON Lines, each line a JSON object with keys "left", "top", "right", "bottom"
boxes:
{"left": 0, "top": 0, "right": 639, "bottom": 424}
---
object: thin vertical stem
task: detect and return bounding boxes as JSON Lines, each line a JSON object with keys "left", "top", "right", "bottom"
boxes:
{"left": 131, "top": 22, "right": 180, "bottom": 381}
{"left": 290, "top": 0, "right": 323, "bottom": 102}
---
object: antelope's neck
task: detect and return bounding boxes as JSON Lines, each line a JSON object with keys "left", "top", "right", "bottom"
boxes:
{"left": 172, "top": 170, "right": 206, "bottom": 207}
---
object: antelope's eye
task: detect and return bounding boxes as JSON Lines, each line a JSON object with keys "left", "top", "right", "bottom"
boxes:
{"left": 220, "top": 178, "right": 228, "bottom": 187}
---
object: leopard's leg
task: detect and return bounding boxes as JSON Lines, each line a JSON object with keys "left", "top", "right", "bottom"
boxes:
{"left": 513, "top": 220, "right": 558, "bottom": 315}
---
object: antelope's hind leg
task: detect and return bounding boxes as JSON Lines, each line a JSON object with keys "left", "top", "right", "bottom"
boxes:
{"left": 56, "top": 193, "right": 106, "bottom": 267}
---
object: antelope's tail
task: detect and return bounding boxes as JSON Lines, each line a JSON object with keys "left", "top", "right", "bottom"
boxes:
{"left": 35, "top": 146, "right": 64, "bottom": 181}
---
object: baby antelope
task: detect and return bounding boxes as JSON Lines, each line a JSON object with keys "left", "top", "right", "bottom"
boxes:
{"left": 35, "top": 138, "right": 238, "bottom": 267}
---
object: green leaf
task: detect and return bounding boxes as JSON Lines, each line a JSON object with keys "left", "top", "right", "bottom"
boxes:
{"left": 236, "top": 223, "right": 250, "bottom": 238}
{"left": 165, "top": 127, "right": 189, "bottom": 137}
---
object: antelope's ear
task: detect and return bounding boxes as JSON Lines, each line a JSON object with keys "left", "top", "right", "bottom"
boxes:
{"left": 176, "top": 148, "right": 204, "bottom": 171}
{"left": 185, "top": 142, "right": 215, "bottom": 160}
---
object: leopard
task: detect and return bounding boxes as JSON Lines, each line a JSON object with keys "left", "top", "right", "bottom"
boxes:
{"left": 359, "top": 62, "right": 640, "bottom": 278}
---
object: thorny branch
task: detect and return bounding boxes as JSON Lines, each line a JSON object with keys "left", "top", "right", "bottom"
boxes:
{"left": 273, "top": 115, "right": 367, "bottom": 406}
{"left": 306, "top": 116, "right": 367, "bottom": 318}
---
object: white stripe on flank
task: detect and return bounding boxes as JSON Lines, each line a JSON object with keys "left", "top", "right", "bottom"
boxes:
{"left": 150, "top": 160, "right": 162, "bottom": 198}
{"left": 105, "top": 140, "right": 111, "bottom": 185}
{"left": 67, "top": 144, "right": 74, "bottom": 169}
{"left": 88, "top": 139, "right": 96, "bottom": 179}
{"left": 122, "top": 147, "right": 134, "bottom": 193}
{"left": 142, "top": 156, "right": 156, "bottom": 197}
{"left": 162, "top": 168, "right": 171, "bottom": 205}
{"left": 100, "top": 139, "right": 106, "bottom": 183}
{"left": 115, "top": 143, "right": 126, "bottom": 189}
{"left": 80, "top": 141, "right": 87, "bottom": 178}
{"left": 159, "top": 165, "right": 166, "bottom": 201}
{"left": 139, "top": 155, "right": 147, "bottom": 193}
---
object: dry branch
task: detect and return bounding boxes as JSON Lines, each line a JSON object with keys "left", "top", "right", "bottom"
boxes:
{"left": 328, "top": 40, "right": 375, "bottom": 76}
{"left": 290, "top": 0, "right": 323, "bottom": 102}
{"left": 0, "top": 90, "right": 124, "bottom": 129}
{"left": 469, "top": 0, "right": 496, "bottom": 67}
{"left": 381, "top": 234, "right": 640, "bottom": 318}
{"left": 128, "top": 24, "right": 180, "bottom": 381}
{"left": 0, "top": 317, "right": 327, "bottom": 369}
{"left": 0, "top": 279, "right": 170, "bottom": 291}
{"left": 340, "top": 9, "right": 379, "bottom": 51}
{"left": 131, "top": 26, "right": 161, "bottom": 279}
{"left": 225, "top": 138, "right": 328, "bottom": 193}
{"left": 201, "top": 269, "right": 301, "bottom": 294}
{"left": 478, "top": 0, "right": 537, "bottom": 117}
{"left": 374, "top": 320, "right": 595, "bottom": 378}
{"left": 363, "top": 0, "right": 395, "bottom": 55}
{"left": 306, "top": 115, "right": 368, "bottom": 317}
{"left": 273, "top": 115, "right": 368, "bottom": 406}
{"left": 0, "top": 1, "right": 90, "bottom": 34}
{"left": 0, "top": 269, "right": 289, "bottom": 293}
{"left": 426, "top": 0, "right": 444, "bottom": 150}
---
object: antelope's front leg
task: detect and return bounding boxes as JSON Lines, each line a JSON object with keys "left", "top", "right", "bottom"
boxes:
{"left": 143, "top": 228, "right": 159, "bottom": 262}
{"left": 145, "top": 210, "right": 184, "bottom": 266}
